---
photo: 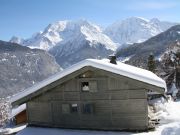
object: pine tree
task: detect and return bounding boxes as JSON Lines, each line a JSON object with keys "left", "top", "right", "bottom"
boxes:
{"left": 161, "top": 49, "right": 180, "bottom": 97}
{"left": 147, "top": 53, "right": 156, "bottom": 73}
{"left": 174, "top": 51, "right": 180, "bottom": 90}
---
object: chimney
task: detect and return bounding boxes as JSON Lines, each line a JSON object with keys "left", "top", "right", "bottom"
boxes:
{"left": 109, "top": 55, "right": 117, "bottom": 64}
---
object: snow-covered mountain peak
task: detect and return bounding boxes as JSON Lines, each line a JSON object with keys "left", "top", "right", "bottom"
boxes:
{"left": 150, "top": 18, "right": 160, "bottom": 23}
{"left": 104, "top": 17, "right": 177, "bottom": 46}
{"left": 13, "top": 19, "right": 117, "bottom": 51}
{"left": 46, "top": 19, "right": 118, "bottom": 68}
{"left": 9, "top": 17, "right": 178, "bottom": 55}
{"left": 77, "top": 19, "right": 102, "bottom": 32}
{"left": 52, "top": 19, "right": 118, "bottom": 52}
{"left": 80, "top": 24, "right": 117, "bottom": 50}
{"left": 32, "top": 31, "right": 43, "bottom": 38}
{"left": 123, "top": 16, "right": 149, "bottom": 23}
{"left": 111, "top": 17, "right": 151, "bottom": 27}
{"left": 43, "top": 19, "right": 99, "bottom": 33}
{"left": 43, "top": 20, "right": 68, "bottom": 33}
{"left": 134, "top": 17, "right": 150, "bottom": 22}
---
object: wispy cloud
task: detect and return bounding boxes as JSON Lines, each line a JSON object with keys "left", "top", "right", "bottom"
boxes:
{"left": 126, "top": 1, "right": 178, "bottom": 10}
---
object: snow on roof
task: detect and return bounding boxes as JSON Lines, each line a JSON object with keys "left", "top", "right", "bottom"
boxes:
{"left": 11, "top": 104, "right": 26, "bottom": 118}
{"left": 10, "top": 59, "right": 166, "bottom": 104}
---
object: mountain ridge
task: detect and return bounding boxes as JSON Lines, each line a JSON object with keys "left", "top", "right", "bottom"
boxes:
{"left": 116, "top": 25, "right": 180, "bottom": 67}
{"left": 9, "top": 17, "right": 179, "bottom": 68}
{"left": 10, "top": 17, "right": 178, "bottom": 50}
{"left": 104, "top": 17, "right": 178, "bottom": 46}
{"left": 10, "top": 19, "right": 118, "bottom": 51}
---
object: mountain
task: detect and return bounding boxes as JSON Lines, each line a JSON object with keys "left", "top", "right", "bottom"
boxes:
{"left": 48, "top": 20, "right": 118, "bottom": 68}
{"left": 116, "top": 25, "right": 180, "bottom": 68}
{"left": 9, "top": 18, "right": 178, "bottom": 68}
{"left": 104, "top": 17, "right": 178, "bottom": 47}
{"left": 10, "top": 20, "right": 117, "bottom": 68}
{"left": 0, "top": 40, "right": 61, "bottom": 98}
{"left": 10, "top": 20, "right": 117, "bottom": 51}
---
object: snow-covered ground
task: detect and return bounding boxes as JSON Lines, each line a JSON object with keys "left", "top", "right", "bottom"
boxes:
{"left": 0, "top": 124, "right": 26, "bottom": 135}
{"left": 16, "top": 100, "right": 180, "bottom": 135}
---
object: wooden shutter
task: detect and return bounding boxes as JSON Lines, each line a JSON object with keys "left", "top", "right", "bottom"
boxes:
{"left": 62, "top": 104, "right": 70, "bottom": 114}
{"left": 83, "top": 103, "right": 94, "bottom": 114}
{"left": 89, "top": 81, "right": 97, "bottom": 92}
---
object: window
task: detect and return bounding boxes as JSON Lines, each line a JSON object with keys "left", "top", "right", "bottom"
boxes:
{"left": 81, "top": 81, "right": 97, "bottom": 92}
{"left": 81, "top": 82, "right": 90, "bottom": 91}
{"left": 71, "top": 104, "right": 78, "bottom": 113}
{"left": 62, "top": 103, "right": 78, "bottom": 114}
{"left": 83, "top": 103, "right": 94, "bottom": 114}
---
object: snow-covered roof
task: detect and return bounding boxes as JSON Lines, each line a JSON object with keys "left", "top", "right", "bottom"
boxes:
{"left": 11, "top": 104, "right": 26, "bottom": 118}
{"left": 10, "top": 59, "right": 166, "bottom": 104}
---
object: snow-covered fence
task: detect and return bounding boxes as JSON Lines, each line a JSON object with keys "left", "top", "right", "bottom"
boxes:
{"left": 0, "top": 98, "right": 11, "bottom": 128}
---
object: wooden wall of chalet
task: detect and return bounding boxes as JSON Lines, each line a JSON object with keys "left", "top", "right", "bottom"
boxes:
{"left": 26, "top": 68, "right": 151, "bottom": 130}
{"left": 15, "top": 110, "right": 27, "bottom": 125}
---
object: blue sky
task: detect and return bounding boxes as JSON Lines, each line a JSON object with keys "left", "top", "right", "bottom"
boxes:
{"left": 0, "top": 0, "right": 180, "bottom": 41}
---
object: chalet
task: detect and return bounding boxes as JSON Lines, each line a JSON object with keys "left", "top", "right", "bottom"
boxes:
{"left": 10, "top": 59, "right": 166, "bottom": 131}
